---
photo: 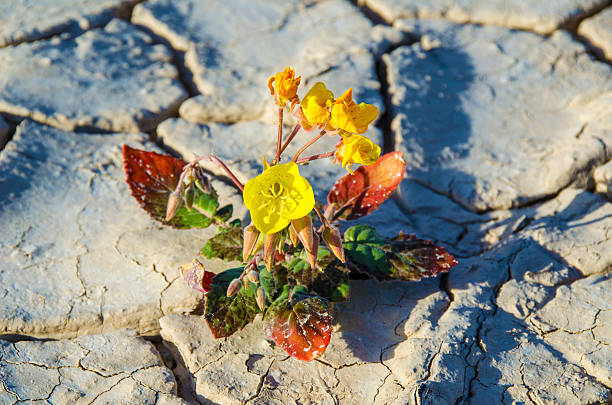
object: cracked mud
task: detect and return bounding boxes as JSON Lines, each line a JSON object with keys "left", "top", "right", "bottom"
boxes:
{"left": 0, "top": 0, "right": 610, "bottom": 404}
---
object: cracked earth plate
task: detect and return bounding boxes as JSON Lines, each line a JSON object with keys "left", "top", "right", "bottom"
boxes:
{"left": 0, "top": 329, "right": 188, "bottom": 404}
{"left": 386, "top": 20, "right": 612, "bottom": 212}
{"left": 0, "top": 120, "right": 244, "bottom": 339}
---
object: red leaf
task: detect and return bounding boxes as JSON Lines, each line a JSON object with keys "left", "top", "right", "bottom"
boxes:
{"left": 123, "top": 145, "right": 185, "bottom": 220}
{"left": 123, "top": 145, "right": 216, "bottom": 228}
{"left": 327, "top": 151, "right": 406, "bottom": 220}
{"left": 388, "top": 233, "right": 458, "bottom": 280}
{"left": 264, "top": 286, "right": 332, "bottom": 361}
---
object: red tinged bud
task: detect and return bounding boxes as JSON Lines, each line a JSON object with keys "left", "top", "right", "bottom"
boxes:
{"left": 322, "top": 224, "right": 345, "bottom": 263}
{"left": 226, "top": 278, "right": 242, "bottom": 297}
{"left": 264, "top": 232, "right": 281, "bottom": 271}
{"left": 243, "top": 224, "right": 260, "bottom": 262}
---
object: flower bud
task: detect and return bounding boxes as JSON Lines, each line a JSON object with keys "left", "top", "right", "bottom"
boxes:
{"left": 183, "top": 181, "right": 195, "bottom": 210}
{"left": 267, "top": 66, "right": 301, "bottom": 107}
{"left": 165, "top": 189, "right": 182, "bottom": 222}
{"left": 256, "top": 287, "right": 266, "bottom": 311}
{"left": 247, "top": 270, "right": 260, "bottom": 284}
{"left": 226, "top": 278, "right": 242, "bottom": 297}
{"left": 264, "top": 232, "right": 281, "bottom": 271}
{"left": 194, "top": 167, "right": 211, "bottom": 194}
{"left": 291, "top": 215, "right": 315, "bottom": 255}
{"left": 304, "top": 234, "right": 319, "bottom": 269}
{"left": 322, "top": 224, "right": 345, "bottom": 263}
{"left": 288, "top": 224, "right": 299, "bottom": 247}
{"left": 243, "top": 224, "right": 260, "bottom": 262}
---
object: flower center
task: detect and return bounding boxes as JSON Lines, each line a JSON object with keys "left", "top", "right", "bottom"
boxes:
{"left": 258, "top": 181, "right": 299, "bottom": 218}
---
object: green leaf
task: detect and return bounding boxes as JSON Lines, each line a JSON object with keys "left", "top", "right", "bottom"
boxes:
{"left": 214, "top": 204, "right": 233, "bottom": 223}
{"left": 264, "top": 285, "right": 332, "bottom": 361}
{"left": 200, "top": 226, "right": 243, "bottom": 261}
{"left": 122, "top": 145, "right": 219, "bottom": 229}
{"left": 344, "top": 225, "right": 458, "bottom": 281}
{"left": 285, "top": 248, "right": 350, "bottom": 302}
{"left": 259, "top": 265, "right": 288, "bottom": 304}
{"left": 343, "top": 225, "right": 390, "bottom": 279}
{"left": 193, "top": 187, "right": 220, "bottom": 217}
{"left": 171, "top": 188, "right": 219, "bottom": 228}
{"left": 204, "top": 267, "right": 260, "bottom": 338}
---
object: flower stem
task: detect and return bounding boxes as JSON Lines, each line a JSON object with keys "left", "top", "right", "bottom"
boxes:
{"left": 292, "top": 129, "right": 326, "bottom": 162}
{"left": 280, "top": 123, "right": 301, "bottom": 154}
{"left": 192, "top": 154, "right": 244, "bottom": 192}
{"left": 207, "top": 155, "right": 244, "bottom": 192}
{"left": 275, "top": 108, "right": 283, "bottom": 164}
{"left": 295, "top": 151, "right": 334, "bottom": 165}
{"left": 313, "top": 204, "right": 329, "bottom": 227}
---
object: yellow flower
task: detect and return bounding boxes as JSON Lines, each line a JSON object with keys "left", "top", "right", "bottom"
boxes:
{"left": 335, "top": 133, "right": 381, "bottom": 170}
{"left": 327, "top": 88, "right": 378, "bottom": 134}
{"left": 267, "top": 66, "right": 301, "bottom": 107}
{"left": 299, "top": 82, "right": 334, "bottom": 131}
{"left": 243, "top": 162, "right": 315, "bottom": 234}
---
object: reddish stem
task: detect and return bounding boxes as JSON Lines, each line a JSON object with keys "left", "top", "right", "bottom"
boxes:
{"left": 313, "top": 204, "right": 329, "bottom": 227}
{"left": 295, "top": 151, "right": 334, "bottom": 165}
{"left": 201, "top": 155, "right": 244, "bottom": 192}
{"left": 275, "top": 108, "right": 283, "bottom": 164}
{"left": 292, "top": 129, "right": 326, "bottom": 162}
{"left": 280, "top": 123, "right": 301, "bottom": 154}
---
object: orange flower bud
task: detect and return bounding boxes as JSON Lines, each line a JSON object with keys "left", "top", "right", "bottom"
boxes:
{"left": 267, "top": 66, "right": 301, "bottom": 107}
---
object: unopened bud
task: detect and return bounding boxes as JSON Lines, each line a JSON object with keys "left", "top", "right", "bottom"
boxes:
{"left": 264, "top": 232, "right": 281, "bottom": 271}
{"left": 291, "top": 215, "right": 315, "bottom": 255}
{"left": 243, "top": 224, "right": 260, "bottom": 262}
{"left": 194, "top": 167, "right": 212, "bottom": 194}
{"left": 288, "top": 224, "right": 299, "bottom": 247}
{"left": 322, "top": 225, "right": 345, "bottom": 263}
{"left": 183, "top": 181, "right": 195, "bottom": 210}
{"left": 256, "top": 287, "right": 266, "bottom": 311}
{"left": 226, "top": 278, "right": 242, "bottom": 297}
{"left": 165, "top": 190, "right": 182, "bottom": 222}
{"left": 247, "top": 270, "right": 260, "bottom": 283}
{"left": 304, "top": 234, "right": 319, "bottom": 269}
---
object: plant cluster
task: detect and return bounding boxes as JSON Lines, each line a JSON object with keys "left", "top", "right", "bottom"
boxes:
{"left": 123, "top": 67, "right": 457, "bottom": 361}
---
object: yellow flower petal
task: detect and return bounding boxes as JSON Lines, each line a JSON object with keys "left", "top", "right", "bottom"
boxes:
{"left": 243, "top": 162, "right": 315, "bottom": 234}
{"left": 300, "top": 82, "right": 334, "bottom": 129}
{"left": 335, "top": 134, "right": 381, "bottom": 170}
{"left": 328, "top": 88, "right": 378, "bottom": 134}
